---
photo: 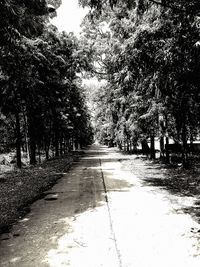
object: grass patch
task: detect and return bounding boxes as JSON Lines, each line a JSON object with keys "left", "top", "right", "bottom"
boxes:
{"left": 0, "top": 153, "right": 80, "bottom": 234}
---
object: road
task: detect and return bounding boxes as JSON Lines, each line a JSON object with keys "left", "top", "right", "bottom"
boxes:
{"left": 0, "top": 145, "right": 200, "bottom": 267}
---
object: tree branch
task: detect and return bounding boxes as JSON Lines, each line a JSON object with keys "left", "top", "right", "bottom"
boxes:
{"left": 149, "top": 0, "right": 198, "bottom": 15}
{"left": 92, "top": 69, "right": 108, "bottom": 75}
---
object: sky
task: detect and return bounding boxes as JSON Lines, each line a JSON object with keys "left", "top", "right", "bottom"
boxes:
{"left": 51, "top": 0, "right": 101, "bottom": 86}
{"left": 51, "top": 0, "right": 88, "bottom": 35}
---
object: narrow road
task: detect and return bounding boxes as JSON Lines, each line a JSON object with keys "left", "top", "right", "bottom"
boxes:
{"left": 0, "top": 145, "right": 200, "bottom": 267}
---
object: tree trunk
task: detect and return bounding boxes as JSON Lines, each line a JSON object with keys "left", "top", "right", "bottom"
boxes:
{"left": 118, "top": 142, "right": 122, "bottom": 150}
{"left": 22, "top": 110, "right": 30, "bottom": 161}
{"left": 126, "top": 139, "right": 130, "bottom": 152}
{"left": 165, "top": 114, "right": 170, "bottom": 163}
{"left": 133, "top": 141, "right": 137, "bottom": 152}
{"left": 165, "top": 136, "right": 170, "bottom": 163}
{"left": 15, "top": 111, "right": 22, "bottom": 168}
{"left": 160, "top": 136, "right": 164, "bottom": 158}
{"left": 26, "top": 107, "right": 37, "bottom": 165}
{"left": 181, "top": 123, "right": 189, "bottom": 168}
{"left": 63, "top": 138, "right": 68, "bottom": 154}
{"left": 150, "top": 135, "right": 155, "bottom": 159}
{"left": 45, "top": 146, "right": 49, "bottom": 160}
{"left": 66, "top": 138, "right": 70, "bottom": 152}
{"left": 55, "top": 133, "right": 59, "bottom": 157}
{"left": 129, "top": 140, "right": 133, "bottom": 152}
{"left": 28, "top": 120, "right": 37, "bottom": 165}
{"left": 123, "top": 140, "right": 126, "bottom": 151}
{"left": 73, "top": 137, "right": 76, "bottom": 151}
{"left": 38, "top": 145, "right": 41, "bottom": 163}
{"left": 29, "top": 137, "right": 37, "bottom": 165}
{"left": 141, "top": 139, "right": 150, "bottom": 155}
{"left": 60, "top": 139, "right": 63, "bottom": 156}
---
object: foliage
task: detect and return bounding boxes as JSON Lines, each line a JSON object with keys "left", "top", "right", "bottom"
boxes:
{"left": 80, "top": 0, "right": 200, "bottom": 165}
{"left": 0, "top": 0, "right": 94, "bottom": 167}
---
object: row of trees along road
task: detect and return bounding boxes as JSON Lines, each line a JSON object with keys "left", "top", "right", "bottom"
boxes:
{"left": 79, "top": 0, "right": 200, "bottom": 167}
{"left": 0, "top": 0, "right": 93, "bottom": 168}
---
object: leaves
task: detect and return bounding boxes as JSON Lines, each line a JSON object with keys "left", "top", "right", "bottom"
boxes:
{"left": 81, "top": 0, "right": 200, "bottom": 156}
{"left": 0, "top": 1, "right": 94, "bottom": 163}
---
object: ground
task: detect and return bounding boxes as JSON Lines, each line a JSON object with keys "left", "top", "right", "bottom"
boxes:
{"left": 0, "top": 145, "right": 200, "bottom": 266}
{"left": 0, "top": 153, "right": 79, "bottom": 233}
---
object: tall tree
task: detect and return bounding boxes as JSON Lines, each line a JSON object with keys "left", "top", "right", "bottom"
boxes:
{"left": 80, "top": 0, "right": 200, "bottom": 166}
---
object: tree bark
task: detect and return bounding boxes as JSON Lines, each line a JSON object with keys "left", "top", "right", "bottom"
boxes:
{"left": 45, "top": 145, "right": 49, "bottom": 160}
{"left": 38, "top": 145, "right": 41, "bottom": 163}
{"left": 29, "top": 137, "right": 37, "bottom": 165}
{"left": 150, "top": 135, "right": 156, "bottom": 159}
{"left": 54, "top": 132, "right": 59, "bottom": 157}
{"left": 126, "top": 139, "right": 130, "bottom": 152}
{"left": 15, "top": 111, "right": 22, "bottom": 168}
{"left": 181, "top": 123, "right": 189, "bottom": 168}
{"left": 141, "top": 139, "right": 150, "bottom": 155}
{"left": 26, "top": 107, "right": 37, "bottom": 165}
{"left": 28, "top": 120, "right": 37, "bottom": 165}
{"left": 160, "top": 136, "right": 164, "bottom": 158}
{"left": 22, "top": 110, "right": 29, "bottom": 161}
{"left": 165, "top": 136, "right": 170, "bottom": 163}
{"left": 165, "top": 114, "right": 170, "bottom": 163}
{"left": 118, "top": 142, "right": 122, "bottom": 150}
{"left": 60, "top": 139, "right": 63, "bottom": 156}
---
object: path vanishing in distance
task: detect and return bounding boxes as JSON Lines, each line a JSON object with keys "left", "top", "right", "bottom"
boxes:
{"left": 0, "top": 145, "right": 200, "bottom": 267}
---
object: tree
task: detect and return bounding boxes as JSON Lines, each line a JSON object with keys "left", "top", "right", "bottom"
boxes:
{"left": 80, "top": 0, "right": 200, "bottom": 166}
{"left": 0, "top": 1, "right": 94, "bottom": 167}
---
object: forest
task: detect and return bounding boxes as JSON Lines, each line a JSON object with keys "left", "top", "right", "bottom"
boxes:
{"left": 0, "top": 0, "right": 200, "bottom": 168}
{"left": 0, "top": 0, "right": 94, "bottom": 169}
{"left": 80, "top": 0, "right": 200, "bottom": 168}
{"left": 1, "top": 1, "right": 200, "bottom": 264}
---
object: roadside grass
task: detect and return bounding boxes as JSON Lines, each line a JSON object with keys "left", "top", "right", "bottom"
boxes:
{"left": 0, "top": 153, "right": 81, "bottom": 235}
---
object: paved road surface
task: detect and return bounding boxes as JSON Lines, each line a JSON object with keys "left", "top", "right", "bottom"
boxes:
{"left": 0, "top": 145, "right": 200, "bottom": 266}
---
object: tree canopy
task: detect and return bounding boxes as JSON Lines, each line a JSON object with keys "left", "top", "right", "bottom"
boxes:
{"left": 1, "top": 0, "right": 200, "bottom": 168}
{"left": 79, "top": 0, "right": 200, "bottom": 166}
{"left": 0, "top": 0, "right": 93, "bottom": 167}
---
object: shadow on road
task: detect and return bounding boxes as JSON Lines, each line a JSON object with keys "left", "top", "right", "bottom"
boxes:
{"left": 0, "top": 146, "right": 133, "bottom": 267}
{"left": 135, "top": 160, "right": 200, "bottom": 224}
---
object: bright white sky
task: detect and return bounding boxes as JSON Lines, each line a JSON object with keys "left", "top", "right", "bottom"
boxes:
{"left": 51, "top": 0, "right": 100, "bottom": 87}
{"left": 51, "top": 0, "right": 88, "bottom": 35}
